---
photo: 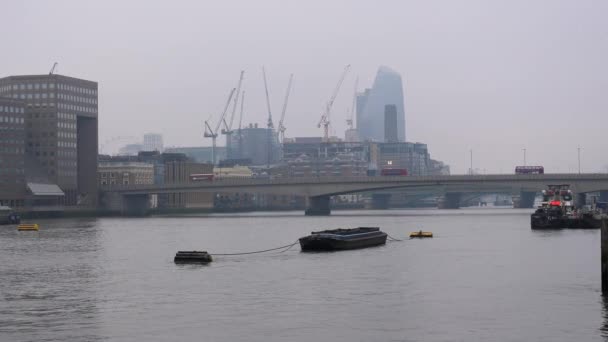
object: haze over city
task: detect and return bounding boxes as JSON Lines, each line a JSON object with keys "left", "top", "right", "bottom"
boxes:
{"left": 2, "top": 0, "right": 607, "bottom": 174}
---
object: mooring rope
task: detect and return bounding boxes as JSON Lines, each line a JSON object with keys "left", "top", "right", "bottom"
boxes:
{"left": 210, "top": 240, "right": 300, "bottom": 256}
{"left": 387, "top": 234, "right": 404, "bottom": 242}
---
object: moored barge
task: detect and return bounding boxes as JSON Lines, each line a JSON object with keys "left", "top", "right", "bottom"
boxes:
{"left": 299, "top": 227, "right": 387, "bottom": 251}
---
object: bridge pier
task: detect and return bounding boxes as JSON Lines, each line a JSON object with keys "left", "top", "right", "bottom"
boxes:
{"left": 122, "top": 194, "right": 151, "bottom": 216}
{"left": 305, "top": 195, "right": 331, "bottom": 216}
{"left": 371, "top": 194, "right": 391, "bottom": 209}
{"left": 513, "top": 191, "right": 536, "bottom": 209}
{"left": 438, "top": 193, "right": 461, "bottom": 209}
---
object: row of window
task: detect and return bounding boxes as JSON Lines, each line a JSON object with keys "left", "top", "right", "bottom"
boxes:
{"left": 58, "top": 93, "right": 97, "bottom": 104}
{"left": 58, "top": 112, "right": 76, "bottom": 120}
{"left": 58, "top": 103, "right": 96, "bottom": 113}
{"left": 58, "top": 122, "right": 76, "bottom": 130}
{"left": 0, "top": 116, "right": 24, "bottom": 124}
{"left": 0, "top": 139, "right": 24, "bottom": 145}
{"left": 100, "top": 172, "right": 153, "bottom": 178}
{"left": 0, "top": 106, "right": 24, "bottom": 113}
{"left": 0, "top": 147, "right": 24, "bottom": 154}
{"left": 58, "top": 131, "right": 76, "bottom": 139}
{"left": 0, "top": 83, "right": 96, "bottom": 95}
{"left": 58, "top": 141, "right": 76, "bottom": 148}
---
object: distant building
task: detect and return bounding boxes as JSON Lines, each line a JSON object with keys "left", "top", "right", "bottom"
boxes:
{"left": 357, "top": 66, "right": 405, "bottom": 142}
{"left": 384, "top": 105, "right": 398, "bottom": 143}
{"left": 0, "top": 97, "right": 26, "bottom": 207}
{"left": 371, "top": 142, "right": 430, "bottom": 176}
{"left": 143, "top": 133, "right": 163, "bottom": 152}
{"left": 164, "top": 160, "right": 214, "bottom": 209}
{"left": 119, "top": 143, "right": 143, "bottom": 156}
{"left": 226, "top": 123, "right": 280, "bottom": 165}
{"left": 283, "top": 139, "right": 369, "bottom": 178}
{"left": 98, "top": 161, "right": 154, "bottom": 186}
{"left": 344, "top": 128, "right": 360, "bottom": 142}
{"left": 0, "top": 73, "right": 99, "bottom": 207}
{"left": 164, "top": 146, "right": 226, "bottom": 164}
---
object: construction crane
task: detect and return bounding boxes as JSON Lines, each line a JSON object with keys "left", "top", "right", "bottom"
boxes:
{"left": 262, "top": 67, "right": 274, "bottom": 169}
{"left": 277, "top": 74, "right": 294, "bottom": 143}
{"left": 49, "top": 62, "right": 58, "bottom": 75}
{"left": 204, "top": 88, "right": 236, "bottom": 164}
{"left": 318, "top": 64, "right": 350, "bottom": 141}
{"left": 221, "top": 70, "right": 245, "bottom": 135}
{"left": 237, "top": 91, "right": 245, "bottom": 159}
{"left": 346, "top": 76, "right": 358, "bottom": 130}
{"left": 262, "top": 67, "right": 274, "bottom": 129}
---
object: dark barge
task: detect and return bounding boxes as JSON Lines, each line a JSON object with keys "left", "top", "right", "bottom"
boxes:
{"left": 299, "top": 227, "right": 387, "bottom": 251}
{"left": 174, "top": 251, "right": 213, "bottom": 264}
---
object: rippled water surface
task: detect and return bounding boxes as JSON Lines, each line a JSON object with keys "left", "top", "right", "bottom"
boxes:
{"left": 1, "top": 208, "right": 606, "bottom": 341}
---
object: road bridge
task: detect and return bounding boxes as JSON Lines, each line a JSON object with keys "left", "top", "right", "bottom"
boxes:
{"left": 101, "top": 174, "right": 608, "bottom": 216}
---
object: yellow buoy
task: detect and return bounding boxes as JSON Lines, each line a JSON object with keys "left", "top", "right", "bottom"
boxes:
{"left": 18, "top": 223, "right": 39, "bottom": 231}
{"left": 410, "top": 231, "right": 432, "bottom": 238}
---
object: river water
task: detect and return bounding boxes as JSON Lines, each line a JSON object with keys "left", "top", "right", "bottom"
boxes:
{"left": 0, "top": 208, "right": 606, "bottom": 342}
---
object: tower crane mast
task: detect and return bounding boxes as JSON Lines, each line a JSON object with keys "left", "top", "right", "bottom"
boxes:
{"left": 347, "top": 76, "right": 358, "bottom": 130}
{"left": 222, "top": 70, "right": 245, "bottom": 135}
{"left": 278, "top": 74, "right": 294, "bottom": 143}
{"left": 318, "top": 64, "right": 350, "bottom": 141}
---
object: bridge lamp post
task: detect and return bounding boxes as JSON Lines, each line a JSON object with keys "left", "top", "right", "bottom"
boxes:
{"left": 578, "top": 146, "right": 581, "bottom": 174}
{"left": 522, "top": 148, "right": 526, "bottom": 166}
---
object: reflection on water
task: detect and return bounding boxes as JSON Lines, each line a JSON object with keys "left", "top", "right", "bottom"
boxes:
{"left": 0, "top": 210, "right": 605, "bottom": 341}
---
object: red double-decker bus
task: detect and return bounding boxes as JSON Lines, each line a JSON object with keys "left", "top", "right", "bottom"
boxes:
{"left": 190, "top": 173, "right": 214, "bottom": 181}
{"left": 515, "top": 166, "right": 544, "bottom": 174}
{"left": 380, "top": 168, "right": 408, "bottom": 176}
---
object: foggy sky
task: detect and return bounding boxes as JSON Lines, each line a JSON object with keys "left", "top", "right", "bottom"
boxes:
{"left": 2, "top": 0, "right": 607, "bottom": 174}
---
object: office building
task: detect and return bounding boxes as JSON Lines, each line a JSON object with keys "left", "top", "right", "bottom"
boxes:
{"left": 384, "top": 104, "right": 398, "bottom": 142}
{"left": 164, "top": 146, "right": 226, "bottom": 164}
{"left": 143, "top": 133, "right": 163, "bottom": 152}
{"left": 164, "top": 160, "right": 214, "bottom": 209}
{"left": 0, "top": 98, "right": 26, "bottom": 207}
{"left": 357, "top": 66, "right": 406, "bottom": 142}
{"left": 371, "top": 142, "right": 429, "bottom": 176}
{"left": 226, "top": 123, "right": 280, "bottom": 165}
{"left": 98, "top": 161, "right": 154, "bottom": 186}
{"left": 283, "top": 138, "right": 369, "bottom": 178}
{"left": 0, "top": 74, "right": 98, "bottom": 206}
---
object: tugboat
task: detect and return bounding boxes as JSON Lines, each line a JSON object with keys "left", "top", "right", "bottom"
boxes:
{"left": 299, "top": 227, "right": 387, "bottom": 251}
{"left": 531, "top": 185, "right": 603, "bottom": 229}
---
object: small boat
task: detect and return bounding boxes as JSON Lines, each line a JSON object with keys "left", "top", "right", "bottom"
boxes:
{"left": 17, "top": 223, "right": 39, "bottom": 231}
{"left": 299, "top": 227, "right": 387, "bottom": 251}
{"left": 410, "top": 231, "right": 433, "bottom": 238}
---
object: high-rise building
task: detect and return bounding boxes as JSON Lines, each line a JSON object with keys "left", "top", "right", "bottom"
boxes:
{"left": 384, "top": 104, "right": 398, "bottom": 142}
{"left": 357, "top": 66, "right": 405, "bottom": 142}
{"left": 0, "top": 98, "right": 26, "bottom": 207}
{"left": 0, "top": 74, "right": 99, "bottom": 206}
{"left": 143, "top": 133, "right": 163, "bottom": 152}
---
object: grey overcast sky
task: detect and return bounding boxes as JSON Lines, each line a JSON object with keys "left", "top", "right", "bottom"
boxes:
{"left": 2, "top": 0, "right": 607, "bottom": 174}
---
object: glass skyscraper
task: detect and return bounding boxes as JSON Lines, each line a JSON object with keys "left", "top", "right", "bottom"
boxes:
{"left": 356, "top": 66, "right": 405, "bottom": 142}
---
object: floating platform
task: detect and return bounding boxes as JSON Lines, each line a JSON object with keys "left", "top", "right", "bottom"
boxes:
{"left": 174, "top": 251, "right": 213, "bottom": 264}
{"left": 299, "top": 227, "right": 387, "bottom": 251}
{"left": 17, "top": 223, "right": 39, "bottom": 231}
{"left": 410, "top": 231, "right": 433, "bottom": 238}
